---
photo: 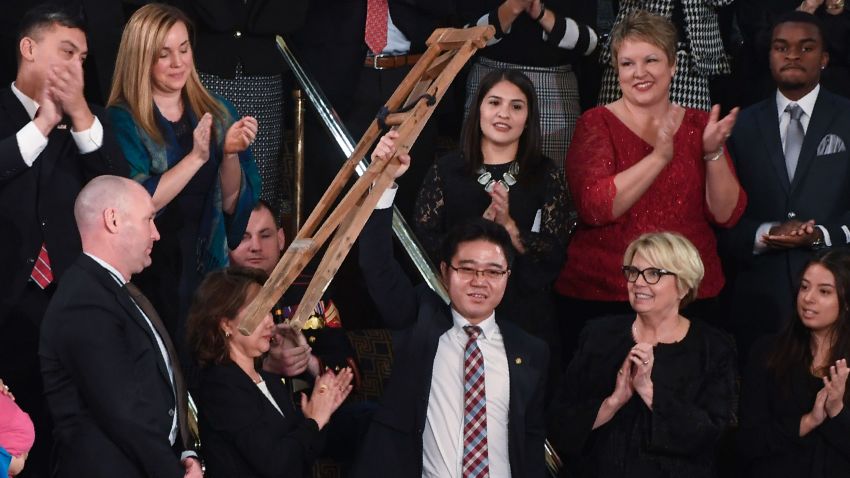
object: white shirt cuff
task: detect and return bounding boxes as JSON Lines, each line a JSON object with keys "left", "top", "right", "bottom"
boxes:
{"left": 815, "top": 225, "right": 832, "bottom": 247}
{"left": 180, "top": 451, "right": 199, "bottom": 463}
{"left": 375, "top": 183, "right": 398, "bottom": 210}
{"left": 754, "top": 222, "right": 778, "bottom": 254}
{"left": 16, "top": 121, "right": 48, "bottom": 167}
{"left": 71, "top": 116, "right": 104, "bottom": 154}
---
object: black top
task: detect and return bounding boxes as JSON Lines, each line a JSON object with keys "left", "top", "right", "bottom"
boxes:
{"left": 459, "top": 0, "right": 597, "bottom": 67}
{"left": 413, "top": 151, "right": 568, "bottom": 335}
{"left": 737, "top": 336, "right": 850, "bottom": 478}
{"left": 548, "top": 315, "right": 738, "bottom": 478}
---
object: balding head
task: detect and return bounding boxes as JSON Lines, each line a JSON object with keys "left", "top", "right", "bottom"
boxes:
{"left": 75, "top": 175, "right": 160, "bottom": 279}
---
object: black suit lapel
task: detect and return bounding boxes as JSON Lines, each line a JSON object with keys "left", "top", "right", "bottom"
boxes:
{"left": 499, "top": 320, "right": 540, "bottom": 465}
{"left": 755, "top": 99, "right": 791, "bottom": 193}
{"left": 0, "top": 88, "right": 32, "bottom": 129}
{"left": 790, "top": 90, "right": 838, "bottom": 193}
{"left": 77, "top": 255, "right": 174, "bottom": 386}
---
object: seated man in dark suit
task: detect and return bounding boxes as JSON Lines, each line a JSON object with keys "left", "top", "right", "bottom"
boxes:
{"left": 352, "top": 136, "right": 549, "bottom": 477}
{"left": 40, "top": 176, "right": 201, "bottom": 478}
{"left": 719, "top": 11, "right": 850, "bottom": 358}
{"left": 0, "top": 5, "right": 125, "bottom": 474}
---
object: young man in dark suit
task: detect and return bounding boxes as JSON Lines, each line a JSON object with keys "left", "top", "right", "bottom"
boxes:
{"left": 0, "top": 5, "right": 125, "bottom": 475}
{"left": 40, "top": 176, "right": 201, "bottom": 478}
{"left": 720, "top": 11, "right": 850, "bottom": 358}
{"left": 352, "top": 135, "right": 548, "bottom": 477}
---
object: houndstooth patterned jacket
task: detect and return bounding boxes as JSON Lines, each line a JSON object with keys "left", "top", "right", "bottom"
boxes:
{"left": 600, "top": 0, "right": 733, "bottom": 76}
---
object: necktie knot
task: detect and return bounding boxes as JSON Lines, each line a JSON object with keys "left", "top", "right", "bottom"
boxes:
{"left": 786, "top": 103, "right": 804, "bottom": 121}
{"left": 463, "top": 325, "right": 482, "bottom": 340}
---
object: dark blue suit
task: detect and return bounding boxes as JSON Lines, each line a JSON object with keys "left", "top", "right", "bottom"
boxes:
{"left": 719, "top": 88, "right": 850, "bottom": 353}
{"left": 353, "top": 207, "right": 549, "bottom": 477}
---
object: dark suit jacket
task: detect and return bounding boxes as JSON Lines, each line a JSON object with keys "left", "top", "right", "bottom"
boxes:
{"left": 719, "top": 88, "right": 850, "bottom": 335}
{"left": 40, "top": 254, "right": 187, "bottom": 478}
{"left": 353, "top": 207, "right": 549, "bottom": 477}
{"left": 196, "top": 363, "right": 325, "bottom": 478}
{"left": 0, "top": 87, "right": 126, "bottom": 325}
{"left": 289, "top": 0, "right": 455, "bottom": 114}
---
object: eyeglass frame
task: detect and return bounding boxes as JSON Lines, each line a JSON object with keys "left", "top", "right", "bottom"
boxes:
{"left": 621, "top": 265, "right": 677, "bottom": 285}
{"left": 447, "top": 264, "right": 510, "bottom": 281}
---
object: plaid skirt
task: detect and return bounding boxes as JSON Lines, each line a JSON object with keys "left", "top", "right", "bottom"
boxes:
{"left": 598, "top": 48, "right": 712, "bottom": 111}
{"left": 465, "top": 57, "right": 580, "bottom": 172}
{"left": 200, "top": 65, "right": 286, "bottom": 214}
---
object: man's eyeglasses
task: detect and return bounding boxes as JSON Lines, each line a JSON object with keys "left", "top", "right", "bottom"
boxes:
{"left": 621, "top": 265, "right": 676, "bottom": 284}
{"left": 448, "top": 264, "right": 509, "bottom": 280}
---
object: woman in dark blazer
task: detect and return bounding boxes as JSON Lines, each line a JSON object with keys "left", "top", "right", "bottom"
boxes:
{"left": 738, "top": 249, "right": 850, "bottom": 477}
{"left": 187, "top": 267, "right": 353, "bottom": 478}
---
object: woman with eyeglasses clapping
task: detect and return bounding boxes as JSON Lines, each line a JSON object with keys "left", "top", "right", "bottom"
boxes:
{"left": 548, "top": 232, "right": 737, "bottom": 478}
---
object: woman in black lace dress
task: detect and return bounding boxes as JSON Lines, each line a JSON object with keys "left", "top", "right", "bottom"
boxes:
{"left": 413, "top": 68, "right": 569, "bottom": 348}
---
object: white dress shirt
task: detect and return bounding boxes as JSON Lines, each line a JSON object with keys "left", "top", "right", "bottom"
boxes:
{"left": 422, "top": 311, "right": 512, "bottom": 478}
{"left": 11, "top": 81, "right": 103, "bottom": 166}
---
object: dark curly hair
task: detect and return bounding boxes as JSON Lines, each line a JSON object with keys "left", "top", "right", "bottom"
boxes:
{"left": 187, "top": 267, "right": 267, "bottom": 367}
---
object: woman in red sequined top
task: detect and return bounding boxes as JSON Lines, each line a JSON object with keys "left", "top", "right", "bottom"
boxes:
{"left": 555, "top": 11, "right": 747, "bottom": 358}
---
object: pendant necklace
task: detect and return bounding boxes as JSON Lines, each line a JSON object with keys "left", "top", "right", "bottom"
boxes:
{"left": 476, "top": 161, "right": 519, "bottom": 193}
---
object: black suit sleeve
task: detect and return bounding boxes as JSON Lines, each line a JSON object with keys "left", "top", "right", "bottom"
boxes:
{"left": 717, "top": 132, "right": 763, "bottom": 265}
{"left": 358, "top": 206, "right": 420, "bottom": 330}
{"left": 52, "top": 303, "right": 183, "bottom": 478}
{"left": 201, "top": 368, "right": 324, "bottom": 477}
{"left": 524, "top": 343, "right": 549, "bottom": 478}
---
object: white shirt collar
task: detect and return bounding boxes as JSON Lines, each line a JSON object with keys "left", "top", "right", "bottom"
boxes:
{"left": 449, "top": 308, "right": 497, "bottom": 339}
{"left": 776, "top": 84, "right": 820, "bottom": 120}
{"left": 84, "top": 253, "right": 127, "bottom": 284}
{"left": 11, "top": 82, "right": 39, "bottom": 120}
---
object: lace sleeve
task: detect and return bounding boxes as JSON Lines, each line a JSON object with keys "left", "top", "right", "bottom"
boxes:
{"left": 413, "top": 161, "right": 445, "bottom": 263}
{"left": 519, "top": 163, "right": 570, "bottom": 259}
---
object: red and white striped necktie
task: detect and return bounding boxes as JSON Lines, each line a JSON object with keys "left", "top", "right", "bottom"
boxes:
{"left": 31, "top": 243, "right": 53, "bottom": 289}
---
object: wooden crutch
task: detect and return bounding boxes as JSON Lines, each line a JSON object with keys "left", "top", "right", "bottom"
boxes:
{"left": 238, "top": 25, "right": 495, "bottom": 335}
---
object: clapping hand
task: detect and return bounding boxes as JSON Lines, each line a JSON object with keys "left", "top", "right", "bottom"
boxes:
{"left": 702, "top": 105, "right": 738, "bottom": 158}
{"left": 0, "top": 378, "right": 13, "bottom": 401}
{"left": 483, "top": 182, "right": 512, "bottom": 225}
{"left": 763, "top": 219, "right": 822, "bottom": 249}
{"left": 300, "top": 367, "right": 354, "bottom": 429}
{"left": 653, "top": 104, "right": 685, "bottom": 163}
{"left": 224, "top": 116, "right": 258, "bottom": 154}
{"left": 190, "top": 113, "right": 213, "bottom": 164}
{"left": 824, "top": 359, "right": 848, "bottom": 418}
{"left": 629, "top": 343, "right": 655, "bottom": 408}
{"left": 611, "top": 355, "right": 635, "bottom": 407}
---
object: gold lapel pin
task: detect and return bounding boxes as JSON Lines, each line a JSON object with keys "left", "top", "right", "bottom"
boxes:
{"left": 515, "top": 357, "right": 523, "bottom": 365}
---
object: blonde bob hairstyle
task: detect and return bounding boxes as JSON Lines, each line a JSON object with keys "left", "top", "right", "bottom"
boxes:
{"left": 609, "top": 10, "right": 678, "bottom": 71}
{"left": 107, "top": 3, "right": 227, "bottom": 144}
{"left": 623, "top": 232, "right": 704, "bottom": 307}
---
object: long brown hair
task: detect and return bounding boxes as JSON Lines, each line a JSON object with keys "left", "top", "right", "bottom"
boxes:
{"left": 767, "top": 250, "right": 850, "bottom": 386}
{"left": 107, "top": 3, "right": 227, "bottom": 144}
{"left": 459, "top": 69, "right": 544, "bottom": 183}
{"left": 187, "top": 267, "right": 267, "bottom": 367}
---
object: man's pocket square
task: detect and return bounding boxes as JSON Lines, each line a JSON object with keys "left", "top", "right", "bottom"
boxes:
{"left": 817, "top": 133, "right": 846, "bottom": 155}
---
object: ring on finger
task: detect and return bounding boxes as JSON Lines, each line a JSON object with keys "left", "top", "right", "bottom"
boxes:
{"left": 642, "top": 360, "right": 649, "bottom": 365}
{"left": 318, "top": 385, "right": 328, "bottom": 393}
